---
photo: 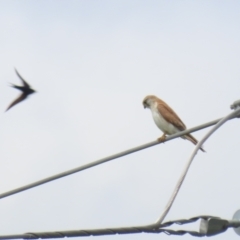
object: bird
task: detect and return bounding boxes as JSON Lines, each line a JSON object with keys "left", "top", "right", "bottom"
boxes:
{"left": 142, "top": 95, "right": 205, "bottom": 152}
{"left": 5, "top": 68, "right": 36, "bottom": 112}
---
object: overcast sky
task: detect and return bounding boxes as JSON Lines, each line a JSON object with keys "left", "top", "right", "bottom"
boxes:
{"left": 0, "top": 0, "right": 240, "bottom": 239}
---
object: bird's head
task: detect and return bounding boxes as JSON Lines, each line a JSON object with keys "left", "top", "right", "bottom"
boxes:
{"left": 142, "top": 95, "right": 157, "bottom": 109}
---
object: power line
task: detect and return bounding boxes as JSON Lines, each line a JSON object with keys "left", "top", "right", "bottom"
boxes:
{"left": 0, "top": 116, "right": 231, "bottom": 200}
{"left": 1, "top": 105, "right": 240, "bottom": 201}
{"left": 0, "top": 215, "right": 239, "bottom": 239}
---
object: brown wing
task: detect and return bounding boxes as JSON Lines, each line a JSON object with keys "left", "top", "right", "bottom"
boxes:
{"left": 157, "top": 99, "right": 186, "bottom": 131}
{"left": 5, "top": 93, "right": 27, "bottom": 112}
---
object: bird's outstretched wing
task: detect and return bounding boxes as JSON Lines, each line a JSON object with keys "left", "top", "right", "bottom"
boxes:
{"left": 14, "top": 68, "right": 31, "bottom": 88}
{"left": 5, "top": 93, "right": 27, "bottom": 112}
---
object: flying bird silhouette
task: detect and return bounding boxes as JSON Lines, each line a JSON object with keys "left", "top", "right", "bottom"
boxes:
{"left": 5, "top": 69, "right": 36, "bottom": 112}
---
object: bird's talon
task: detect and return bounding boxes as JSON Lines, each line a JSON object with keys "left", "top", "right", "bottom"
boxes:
{"left": 158, "top": 135, "right": 166, "bottom": 142}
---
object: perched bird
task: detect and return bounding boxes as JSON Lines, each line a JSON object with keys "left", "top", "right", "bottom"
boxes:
{"left": 143, "top": 95, "right": 205, "bottom": 152}
{"left": 6, "top": 69, "right": 36, "bottom": 112}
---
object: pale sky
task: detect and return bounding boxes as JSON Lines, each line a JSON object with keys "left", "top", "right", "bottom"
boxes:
{"left": 0, "top": 1, "right": 240, "bottom": 239}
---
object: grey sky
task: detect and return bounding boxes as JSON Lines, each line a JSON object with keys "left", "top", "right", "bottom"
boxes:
{"left": 0, "top": 0, "right": 240, "bottom": 239}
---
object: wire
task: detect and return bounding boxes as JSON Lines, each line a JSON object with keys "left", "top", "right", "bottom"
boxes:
{"left": 1, "top": 215, "right": 239, "bottom": 239}
{"left": 0, "top": 215, "right": 218, "bottom": 239}
{"left": 0, "top": 115, "right": 237, "bottom": 200}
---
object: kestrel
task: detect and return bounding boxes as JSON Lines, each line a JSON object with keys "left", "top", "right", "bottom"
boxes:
{"left": 6, "top": 69, "right": 36, "bottom": 112}
{"left": 143, "top": 95, "right": 205, "bottom": 152}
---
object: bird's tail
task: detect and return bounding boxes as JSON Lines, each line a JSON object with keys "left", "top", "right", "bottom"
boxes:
{"left": 8, "top": 83, "right": 18, "bottom": 89}
{"left": 182, "top": 134, "right": 206, "bottom": 152}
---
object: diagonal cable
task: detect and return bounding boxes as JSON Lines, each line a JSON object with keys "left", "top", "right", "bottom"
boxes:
{"left": 0, "top": 115, "right": 238, "bottom": 200}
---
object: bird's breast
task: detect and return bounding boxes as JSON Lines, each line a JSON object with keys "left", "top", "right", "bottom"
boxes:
{"left": 151, "top": 107, "right": 179, "bottom": 135}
